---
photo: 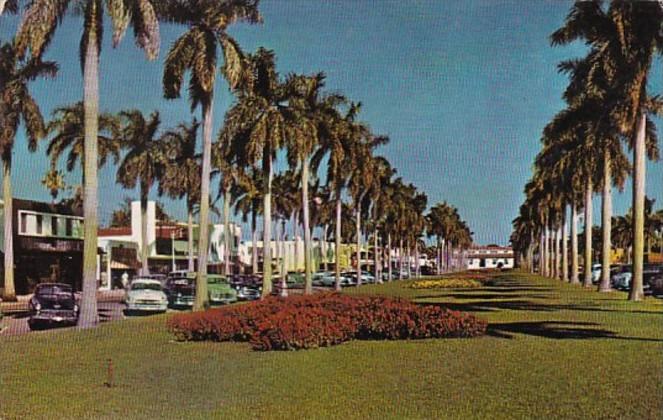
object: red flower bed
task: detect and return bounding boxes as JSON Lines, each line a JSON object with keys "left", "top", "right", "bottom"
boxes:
{"left": 167, "top": 293, "right": 486, "bottom": 351}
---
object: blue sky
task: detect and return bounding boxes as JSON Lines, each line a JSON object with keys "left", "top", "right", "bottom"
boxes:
{"left": 1, "top": 0, "right": 662, "bottom": 245}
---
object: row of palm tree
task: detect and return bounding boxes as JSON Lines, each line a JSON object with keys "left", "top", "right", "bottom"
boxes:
{"left": 1, "top": 1, "right": 473, "bottom": 326}
{"left": 511, "top": 1, "right": 662, "bottom": 301}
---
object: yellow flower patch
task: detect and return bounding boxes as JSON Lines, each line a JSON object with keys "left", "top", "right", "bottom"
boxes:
{"left": 409, "top": 279, "right": 482, "bottom": 289}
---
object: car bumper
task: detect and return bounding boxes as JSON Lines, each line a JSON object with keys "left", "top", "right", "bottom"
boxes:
{"left": 126, "top": 302, "right": 168, "bottom": 312}
{"left": 209, "top": 296, "right": 237, "bottom": 305}
{"left": 29, "top": 312, "right": 77, "bottom": 325}
{"left": 169, "top": 298, "right": 195, "bottom": 307}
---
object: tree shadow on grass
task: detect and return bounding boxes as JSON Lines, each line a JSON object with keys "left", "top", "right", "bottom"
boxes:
{"left": 416, "top": 299, "right": 560, "bottom": 313}
{"left": 486, "top": 321, "right": 663, "bottom": 342}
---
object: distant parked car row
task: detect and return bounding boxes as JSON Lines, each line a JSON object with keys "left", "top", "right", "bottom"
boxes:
{"left": 586, "top": 263, "right": 663, "bottom": 297}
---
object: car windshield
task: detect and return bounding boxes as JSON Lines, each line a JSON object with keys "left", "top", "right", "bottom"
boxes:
{"left": 36, "top": 285, "right": 72, "bottom": 296}
{"left": 131, "top": 282, "right": 162, "bottom": 291}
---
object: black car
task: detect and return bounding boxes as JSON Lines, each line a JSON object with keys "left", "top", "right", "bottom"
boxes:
{"left": 649, "top": 273, "right": 663, "bottom": 298}
{"left": 163, "top": 277, "right": 196, "bottom": 308}
{"left": 229, "top": 275, "right": 262, "bottom": 300}
{"left": 28, "top": 283, "right": 79, "bottom": 330}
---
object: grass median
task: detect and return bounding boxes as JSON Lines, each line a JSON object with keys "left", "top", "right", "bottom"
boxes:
{"left": 1, "top": 271, "right": 661, "bottom": 419}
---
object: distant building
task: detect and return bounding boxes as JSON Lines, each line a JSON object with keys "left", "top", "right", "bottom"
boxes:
{"left": 0, "top": 198, "right": 84, "bottom": 294}
{"left": 98, "top": 201, "right": 240, "bottom": 289}
{"left": 466, "top": 245, "right": 514, "bottom": 270}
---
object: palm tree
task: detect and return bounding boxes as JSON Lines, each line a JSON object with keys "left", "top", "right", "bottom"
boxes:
{"left": 17, "top": 0, "right": 160, "bottom": 327}
{"left": 311, "top": 102, "right": 356, "bottom": 290}
{"left": 551, "top": 1, "right": 663, "bottom": 300}
{"left": 161, "top": 0, "right": 261, "bottom": 309}
{"left": 46, "top": 102, "right": 121, "bottom": 176}
{"left": 222, "top": 48, "right": 290, "bottom": 297}
{"left": 0, "top": 41, "right": 57, "bottom": 301}
{"left": 41, "top": 164, "right": 66, "bottom": 204}
{"left": 212, "top": 143, "right": 241, "bottom": 277}
{"left": 158, "top": 119, "right": 200, "bottom": 272}
{"left": 116, "top": 110, "right": 164, "bottom": 275}
{"left": 0, "top": 0, "right": 17, "bottom": 15}
{"left": 233, "top": 168, "right": 262, "bottom": 275}
{"left": 285, "top": 72, "right": 345, "bottom": 294}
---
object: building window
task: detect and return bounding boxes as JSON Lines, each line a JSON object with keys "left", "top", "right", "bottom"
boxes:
{"left": 20, "top": 213, "right": 27, "bottom": 234}
{"left": 51, "top": 216, "right": 58, "bottom": 236}
{"left": 66, "top": 218, "right": 72, "bottom": 237}
{"left": 36, "top": 215, "right": 43, "bottom": 234}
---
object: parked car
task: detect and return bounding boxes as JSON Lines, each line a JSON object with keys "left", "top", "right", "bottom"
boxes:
{"left": 163, "top": 276, "right": 195, "bottom": 308}
{"left": 124, "top": 278, "right": 168, "bottom": 314}
{"left": 228, "top": 274, "right": 262, "bottom": 300}
{"left": 235, "top": 285, "right": 261, "bottom": 301}
{"left": 611, "top": 267, "right": 632, "bottom": 291}
{"left": 312, "top": 271, "right": 332, "bottom": 286}
{"left": 207, "top": 274, "right": 238, "bottom": 305}
{"left": 28, "top": 283, "right": 79, "bottom": 330}
{"left": 649, "top": 273, "right": 663, "bottom": 298}
{"left": 591, "top": 264, "right": 602, "bottom": 284}
{"left": 320, "top": 273, "right": 354, "bottom": 287}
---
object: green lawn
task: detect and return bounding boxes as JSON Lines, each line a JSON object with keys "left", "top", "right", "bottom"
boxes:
{"left": 1, "top": 272, "right": 662, "bottom": 419}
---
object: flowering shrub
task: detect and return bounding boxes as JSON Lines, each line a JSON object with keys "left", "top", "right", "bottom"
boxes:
{"left": 409, "top": 279, "right": 482, "bottom": 289}
{"left": 167, "top": 293, "right": 486, "bottom": 351}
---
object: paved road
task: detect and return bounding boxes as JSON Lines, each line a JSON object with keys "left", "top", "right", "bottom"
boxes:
{"left": 0, "top": 300, "right": 127, "bottom": 337}
{"left": 0, "top": 285, "right": 342, "bottom": 337}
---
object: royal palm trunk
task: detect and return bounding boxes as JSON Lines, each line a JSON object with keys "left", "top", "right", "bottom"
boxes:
{"left": 571, "top": 201, "right": 579, "bottom": 284}
{"left": 599, "top": 150, "right": 612, "bottom": 292}
{"left": 261, "top": 152, "right": 273, "bottom": 297}
{"left": 223, "top": 186, "right": 231, "bottom": 276}
{"left": 251, "top": 209, "right": 258, "bottom": 274}
{"left": 140, "top": 183, "right": 149, "bottom": 276}
{"left": 334, "top": 196, "right": 342, "bottom": 291}
{"left": 322, "top": 224, "right": 328, "bottom": 271}
{"left": 79, "top": 17, "right": 100, "bottom": 328}
{"left": 187, "top": 206, "right": 194, "bottom": 272}
{"left": 194, "top": 100, "right": 213, "bottom": 311}
{"left": 583, "top": 181, "right": 593, "bottom": 287}
{"left": 2, "top": 160, "right": 15, "bottom": 301}
{"left": 301, "top": 158, "right": 312, "bottom": 294}
{"left": 374, "top": 228, "right": 380, "bottom": 282}
{"left": 398, "top": 239, "right": 403, "bottom": 280}
{"left": 630, "top": 113, "right": 646, "bottom": 301}
{"left": 553, "top": 225, "right": 558, "bottom": 279}
{"left": 355, "top": 206, "right": 361, "bottom": 285}
{"left": 387, "top": 233, "right": 392, "bottom": 282}
{"left": 562, "top": 208, "right": 568, "bottom": 282}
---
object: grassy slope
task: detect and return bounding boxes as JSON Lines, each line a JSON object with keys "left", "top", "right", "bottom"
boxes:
{"left": 1, "top": 272, "right": 661, "bottom": 419}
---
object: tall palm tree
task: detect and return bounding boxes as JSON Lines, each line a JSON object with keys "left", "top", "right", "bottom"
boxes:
{"left": 158, "top": 119, "right": 200, "bottom": 272}
{"left": 17, "top": 0, "right": 161, "bottom": 327}
{"left": 212, "top": 141, "right": 241, "bottom": 277}
{"left": 116, "top": 110, "right": 164, "bottom": 275}
{"left": 45, "top": 102, "right": 121, "bottom": 176}
{"left": 285, "top": 72, "right": 345, "bottom": 293}
{"left": 311, "top": 102, "right": 357, "bottom": 290}
{"left": 161, "top": 0, "right": 261, "bottom": 309}
{"left": 0, "top": 41, "right": 57, "bottom": 301}
{"left": 223, "top": 48, "right": 291, "bottom": 297}
{"left": 551, "top": 1, "right": 662, "bottom": 300}
{"left": 233, "top": 168, "right": 262, "bottom": 275}
{"left": 0, "top": 0, "right": 18, "bottom": 15}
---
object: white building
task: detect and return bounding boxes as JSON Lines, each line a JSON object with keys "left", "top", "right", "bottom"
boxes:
{"left": 466, "top": 246, "right": 514, "bottom": 270}
{"left": 97, "top": 201, "right": 240, "bottom": 289}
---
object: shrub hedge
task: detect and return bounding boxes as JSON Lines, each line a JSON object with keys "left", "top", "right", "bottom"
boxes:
{"left": 167, "top": 293, "right": 486, "bottom": 351}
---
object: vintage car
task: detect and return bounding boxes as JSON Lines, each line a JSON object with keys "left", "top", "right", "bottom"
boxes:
{"left": 207, "top": 275, "right": 238, "bottom": 305}
{"left": 124, "top": 279, "right": 168, "bottom": 314}
{"left": 164, "top": 276, "right": 196, "bottom": 308}
{"left": 28, "top": 283, "right": 79, "bottom": 330}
